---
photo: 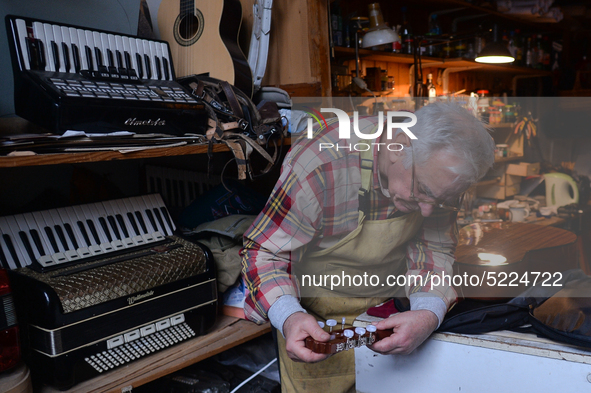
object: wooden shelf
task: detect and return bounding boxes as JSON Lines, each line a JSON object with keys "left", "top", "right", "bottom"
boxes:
{"left": 40, "top": 316, "right": 271, "bottom": 393}
{"left": 334, "top": 46, "right": 440, "bottom": 64}
{"left": 0, "top": 138, "right": 292, "bottom": 168}
{"left": 333, "top": 46, "right": 551, "bottom": 76}
{"left": 494, "top": 155, "right": 524, "bottom": 163}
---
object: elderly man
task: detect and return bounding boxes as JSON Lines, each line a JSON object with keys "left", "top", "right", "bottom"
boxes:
{"left": 241, "top": 101, "right": 496, "bottom": 392}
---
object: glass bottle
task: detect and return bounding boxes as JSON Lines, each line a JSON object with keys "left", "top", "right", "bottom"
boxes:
{"left": 427, "top": 73, "right": 437, "bottom": 101}
{"left": 513, "top": 29, "right": 524, "bottom": 66}
{"left": 536, "top": 34, "right": 544, "bottom": 69}
{"left": 525, "top": 37, "right": 533, "bottom": 68}
{"left": 425, "top": 14, "right": 440, "bottom": 57}
{"left": 400, "top": 7, "right": 413, "bottom": 55}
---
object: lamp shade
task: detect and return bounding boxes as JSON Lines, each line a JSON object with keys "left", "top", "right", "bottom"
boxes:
{"left": 362, "top": 27, "right": 399, "bottom": 48}
{"left": 475, "top": 23, "right": 515, "bottom": 64}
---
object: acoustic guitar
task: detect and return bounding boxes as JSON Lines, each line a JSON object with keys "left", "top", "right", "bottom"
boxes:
{"left": 157, "top": 0, "right": 254, "bottom": 97}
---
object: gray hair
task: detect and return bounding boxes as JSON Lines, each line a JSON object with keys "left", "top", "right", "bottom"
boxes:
{"left": 399, "top": 101, "right": 496, "bottom": 188}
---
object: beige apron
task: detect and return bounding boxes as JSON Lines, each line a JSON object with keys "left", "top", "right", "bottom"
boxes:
{"left": 278, "top": 146, "right": 423, "bottom": 393}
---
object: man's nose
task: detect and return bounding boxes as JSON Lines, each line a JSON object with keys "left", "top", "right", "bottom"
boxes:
{"left": 418, "top": 203, "right": 435, "bottom": 217}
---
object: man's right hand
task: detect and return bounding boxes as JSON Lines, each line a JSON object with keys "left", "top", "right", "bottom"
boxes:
{"left": 283, "top": 312, "right": 332, "bottom": 363}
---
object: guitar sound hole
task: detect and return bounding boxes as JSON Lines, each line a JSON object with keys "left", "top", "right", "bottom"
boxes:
{"left": 178, "top": 15, "right": 199, "bottom": 40}
{"left": 173, "top": 9, "right": 205, "bottom": 46}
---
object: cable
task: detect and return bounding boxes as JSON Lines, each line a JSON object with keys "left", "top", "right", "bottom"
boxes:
{"left": 229, "top": 357, "right": 278, "bottom": 393}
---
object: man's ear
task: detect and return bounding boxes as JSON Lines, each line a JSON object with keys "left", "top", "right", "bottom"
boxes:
{"left": 389, "top": 132, "right": 411, "bottom": 162}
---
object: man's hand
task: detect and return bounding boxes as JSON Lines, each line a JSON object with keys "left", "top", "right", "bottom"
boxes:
{"left": 369, "top": 310, "right": 438, "bottom": 355}
{"left": 282, "top": 312, "right": 332, "bottom": 363}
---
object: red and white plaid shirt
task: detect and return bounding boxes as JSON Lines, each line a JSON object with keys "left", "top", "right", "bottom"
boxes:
{"left": 241, "top": 117, "right": 458, "bottom": 324}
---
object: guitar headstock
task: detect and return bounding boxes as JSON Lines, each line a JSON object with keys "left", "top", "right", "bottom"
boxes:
{"left": 304, "top": 319, "right": 393, "bottom": 354}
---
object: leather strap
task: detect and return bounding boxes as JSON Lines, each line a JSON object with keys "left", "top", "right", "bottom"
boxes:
{"left": 220, "top": 81, "right": 244, "bottom": 119}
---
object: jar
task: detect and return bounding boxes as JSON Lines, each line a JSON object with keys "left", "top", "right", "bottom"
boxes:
{"left": 488, "top": 107, "right": 501, "bottom": 124}
{"left": 504, "top": 104, "right": 516, "bottom": 123}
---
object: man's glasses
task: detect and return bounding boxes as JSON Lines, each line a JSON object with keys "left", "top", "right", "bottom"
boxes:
{"left": 408, "top": 143, "right": 464, "bottom": 211}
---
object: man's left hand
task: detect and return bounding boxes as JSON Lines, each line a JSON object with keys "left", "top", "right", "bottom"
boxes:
{"left": 369, "top": 310, "right": 438, "bottom": 355}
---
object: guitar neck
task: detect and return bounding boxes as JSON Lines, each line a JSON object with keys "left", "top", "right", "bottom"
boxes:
{"left": 180, "top": 0, "right": 195, "bottom": 14}
{"left": 305, "top": 327, "right": 393, "bottom": 355}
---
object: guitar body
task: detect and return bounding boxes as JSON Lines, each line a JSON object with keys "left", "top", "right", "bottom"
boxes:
{"left": 158, "top": 0, "right": 253, "bottom": 97}
{"left": 455, "top": 222, "right": 578, "bottom": 299}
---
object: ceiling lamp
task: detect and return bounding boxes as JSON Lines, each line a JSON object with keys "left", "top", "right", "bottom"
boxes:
{"left": 475, "top": 25, "right": 514, "bottom": 64}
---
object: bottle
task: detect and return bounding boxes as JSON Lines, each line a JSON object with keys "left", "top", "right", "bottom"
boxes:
{"left": 442, "top": 40, "right": 453, "bottom": 58}
{"left": 392, "top": 26, "right": 402, "bottom": 53}
{"left": 425, "top": 14, "right": 440, "bottom": 57}
{"left": 530, "top": 35, "right": 539, "bottom": 68}
{"left": 525, "top": 37, "right": 533, "bottom": 68}
{"left": 536, "top": 34, "right": 544, "bottom": 69}
{"left": 513, "top": 29, "right": 524, "bottom": 66}
{"left": 542, "top": 36, "right": 551, "bottom": 70}
{"left": 427, "top": 73, "right": 437, "bottom": 101}
{"left": 465, "top": 43, "right": 475, "bottom": 59}
{"left": 455, "top": 40, "right": 466, "bottom": 58}
{"left": 400, "top": 7, "right": 413, "bottom": 55}
{"left": 331, "top": 1, "right": 343, "bottom": 47}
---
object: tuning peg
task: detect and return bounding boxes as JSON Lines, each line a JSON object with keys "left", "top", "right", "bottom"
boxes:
{"left": 341, "top": 317, "right": 346, "bottom": 330}
{"left": 366, "top": 325, "right": 377, "bottom": 343}
{"left": 343, "top": 329, "right": 355, "bottom": 350}
{"left": 354, "top": 327, "right": 366, "bottom": 336}
{"left": 317, "top": 321, "right": 325, "bottom": 329}
{"left": 326, "top": 319, "right": 337, "bottom": 333}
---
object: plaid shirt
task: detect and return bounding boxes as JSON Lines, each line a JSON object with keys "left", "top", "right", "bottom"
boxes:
{"left": 241, "top": 117, "right": 458, "bottom": 324}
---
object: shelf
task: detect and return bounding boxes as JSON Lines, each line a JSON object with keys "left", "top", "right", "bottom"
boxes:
{"left": 333, "top": 46, "right": 552, "bottom": 76}
{"left": 40, "top": 316, "right": 271, "bottom": 393}
{"left": 0, "top": 138, "right": 292, "bottom": 168}
{"left": 489, "top": 123, "right": 516, "bottom": 129}
{"left": 432, "top": 58, "right": 552, "bottom": 76}
{"left": 494, "top": 155, "right": 524, "bottom": 163}
{"left": 334, "top": 46, "right": 441, "bottom": 64}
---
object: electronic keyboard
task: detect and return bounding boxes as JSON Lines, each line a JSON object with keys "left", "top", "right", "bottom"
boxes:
{"left": 5, "top": 15, "right": 209, "bottom": 135}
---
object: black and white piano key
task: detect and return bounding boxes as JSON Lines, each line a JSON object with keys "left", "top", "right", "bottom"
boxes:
{"left": 141, "top": 40, "right": 153, "bottom": 80}
{"left": 120, "top": 198, "right": 153, "bottom": 244}
{"left": 21, "top": 212, "right": 55, "bottom": 267}
{"left": 120, "top": 37, "right": 136, "bottom": 79}
{"left": 129, "top": 196, "right": 164, "bottom": 241}
{"left": 56, "top": 207, "right": 92, "bottom": 259}
{"left": 71, "top": 205, "right": 104, "bottom": 255}
{"left": 87, "top": 203, "right": 125, "bottom": 251}
{"left": 60, "top": 26, "right": 75, "bottom": 72}
{"left": 31, "top": 211, "right": 68, "bottom": 266}
{"left": 84, "top": 30, "right": 98, "bottom": 71}
{"left": 111, "top": 199, "right": 143, "bottom": 246}
{"left": 74, "top": 29, "right": 89, "bottom": 71}
{"left": 0, "top": 216, "right": 29, "bottom": 269}
{"left": 159, "top": 42, "right": 172, "bottom": 81}
{"left": 79, "top": 204, "right": 114, "bottom": 253}
{"left": 128, "top": 38, "right": 143, "bottom": 79}
{"left": 144, "top": 194, "right": 175, "bottom": 235}
{"left": 13, "top": 19, "right": 30, "bottom": 70}
{"left": 149, "top": 41, "right": 162, "bottom": 81}
{"left": 101, "top": 200, "right": 134, "bottom": 248}
{"left": 32, "top": 22, "right": 50, "bottom": 72}
{"left": 41, "top": 23, "right": 58, "bottom": 72}
{"left": 153, "top": 42, "right": 163, "bottom": 80}
{"left": 13, "top": 214, "right": 46, "bottom": 267}
{"left": 44, "top": 210, "right": 80, "bottom": 262}
{"left": 51, "top": 25, "right": 67, "bottom": 73}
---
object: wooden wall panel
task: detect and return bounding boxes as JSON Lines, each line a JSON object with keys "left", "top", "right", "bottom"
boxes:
{"left": 238, "top": 0, "right": 331, "bottom": 96}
